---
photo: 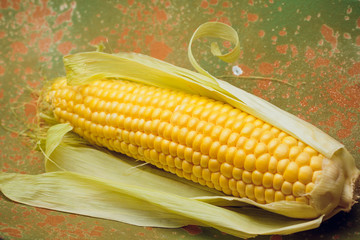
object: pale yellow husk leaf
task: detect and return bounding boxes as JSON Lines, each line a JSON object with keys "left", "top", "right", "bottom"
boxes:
{"left": 0, "top": 123, "right": 324, "bottom": 238}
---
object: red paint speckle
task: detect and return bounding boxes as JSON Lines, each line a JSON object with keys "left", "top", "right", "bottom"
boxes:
{"left": 0, "top": 89, "right": 4, "bottom": 99}
{"left": 343, "top": 32, "right": 351, "bottom": 40}
{"left": 145, "top": 35, "right": 154, "bottom": 45}
{"left": 348, "top": 62, "right": 360, "bottom": 76}
{"left": 327, "top": 83, "right": 360, "bottom": 109}
{"left": 53, "top": 30, "right": 63, "bottom": 43}
{"left": 155, "top": 8, "right": 167, "bottom": 23}
{"left": 150, "top": 41, "right": 172, "bottom": 60}
{"left": 271, "top": 36, "right": 277, "bottom": 44}
{"left": 30, "top": 0, "right": 54, "bottom": 27}
{"left": 337, "top": 128, "right": 352, "bottom": 139}
{"left": 90, "top": 226, "right": 104, "bottom": 237}
{"left": 0, "top": 227, "right": 22, "bottom": 238}
{"left": 305, "top": 46, "right": 316, "bottom": 60}
{"left": 217, "top": 16, "right": 231, "bottom": 25}
{"left": 279, "top": 30, "right": 287, "bottom": 36}
{"left": 259, "top": 62, "right": 274, "bottom": 75}
{"left": 54, "top": 5, "right": 74, "bottom": 27}
{"left": 116, "top": 4, "right": 128, "bottom": 14}
{"left": 38, "top": 214, "right": 66, "bottom": 227}
{"left": 57, "top": 41, "right": 75, "bottom": 55}
{"left": 356, "top": 36, "right": 360, "bottom": 46}
{"left": 24, "top": 103, "right": 36, "bottom": 121}
{"left": 276, "top": 44, "right": 288, "bottom": 54}
{"left": 236, "top": 64, "right": 254, "bottom": 76}
{"left": 314, "top": 57, "right": 330, "bottom": 69}
{"left": 90, "top": 36, "right": 108, "bottom": 46}
{"left": 25, "top": 67, "right": 33, "bottom": 75}
{"left": 38, "top": 38, "right": 52, "bottom": 53}
{"left": 346, "top": 7, "right": 352, "bottom": 14}
{"left": 0, "top": 31, "right": 5, "bottom": 38}
{"left": 258, "top": 30, "right": 265, "bottom": 38}
{"left": 320, "top": 24, "right": 338, "bottom": 49}
{"left": 222, "top": 1, "right": 230, "bottom": 7}
{"left": 247, "top": 13, "right": 258, "bottom": 22}
{"left": 201, "top": 0, "right": 209, "bottom": 9}
{"left": 11, "top": 42, "right": 28, "bottom": 54}
{"left": 0, "top": 65, "right": 4, "bottom": 76}
{"left": 182, "top": 225, "right": 202, "bottom": 235}
{"left": 0, "top": 0, "right": 20, "bottom": 10}
{"left": 357, "top": 17, "right": 360, "bottom": 28}
{"left": 290, "top": 45, "right": 298, "bottom": 58}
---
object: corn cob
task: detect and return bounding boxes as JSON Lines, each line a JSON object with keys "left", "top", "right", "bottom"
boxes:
{"left": 48, "top": 78, "right": 328, "bottom": 205}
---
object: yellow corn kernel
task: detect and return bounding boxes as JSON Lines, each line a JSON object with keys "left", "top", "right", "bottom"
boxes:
{"left": 242, "top": 170, "right": 252, "bottom": 184}
{"left": 236, "top": 181, "right": 246, "bottom": 197}
{"left": 268, "top": 156, "right": 278, "bottom": 174}
{"left": 277, "top": 159, "right": 290, "bottom": 174}
{"left": 233, "top": 149, "right": 246, "bottom": 168}
{"left": 245, "top": 184, "right": 255, "bottom": 199}
{"left": 274, "top": 191, "right": 285, "bottom": 201}
{"left": 256, "top": 153, "right": 270, "bottom": 173}
{"left": 244, "top": 154, "right": 256, "bottom": 172}
{"left": 281, "top": 181, "right": 293, "bottom": 195}
{"left": 254, "top": 186, "right": 265, "bottom": 202}
{"left": 208, "top": 159, "right": 221, "bottom": 172}
{"left": 254, "top": 142, "right": 268, "bottom": 157}
{"left": 293, "top": 181, "right": 306, "bottom": 197}
{"left": 265, "top": 189, "right": 275, "bottom": 203}
{"left": 285, "top": 195, "right": 295, "bottom": 201}
{"left": 252, "top": 170, "right": 263, "bottom": 186}
{"left": 273, "top": 173, "right": 284, "bottom": 190}
{"left": 274, "top": 143, "right": 290, "bottom": 160}
{"left": 220, "top": 162, "right": 233, "bottom": 178}
{"left": 298, "top": 165, "right": 313, "bottom": 184}
{"left": 262, "top": 172, "right": 274, "bottom": 188}
{"left": 306, "top": 182, "right": 315, "bottom": 193}
{"left": 295, "top": 152, "right": 311, "bottom": 166}
{"left": 232, "top": 167, "right": 243, "bottom": 180}
{"left": 283, "top": 162, "right": 299, "bottom": 183}
{"left": 310, "top": 155, "right": 323, "bottom": 171}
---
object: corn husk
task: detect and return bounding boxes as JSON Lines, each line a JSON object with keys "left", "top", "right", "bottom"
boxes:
{"left": 0, "top": 123, "right": 324, "bottom": 239}
{"left": 0, "top": 22, "right": 358, "bottom": 238}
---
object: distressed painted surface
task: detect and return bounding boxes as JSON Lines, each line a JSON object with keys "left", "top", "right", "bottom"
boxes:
{"left": 0, "top": 0, "right": 359, "bottom": 239}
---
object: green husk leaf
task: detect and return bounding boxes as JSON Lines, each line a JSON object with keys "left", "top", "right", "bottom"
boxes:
{"left": 44, "top": 124, "right": 320, "bottom": 219}
{"left": 187, "top": 22, "right": 241, "bottom": 80}
{"left": 44, "top": 123, "right": 73, "bottom": 156}
{"left": 0, "top": 123, "right": 324, "bottom": 238}
{"left": 45, "top": 137, "right": 221, "bottom": 198}
{"left": 0, "top": 171, "right": 323, "bottom": 239}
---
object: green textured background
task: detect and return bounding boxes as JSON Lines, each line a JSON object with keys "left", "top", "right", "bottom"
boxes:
{"left": 0, "top": 0, "right": 359, "bottom": 239}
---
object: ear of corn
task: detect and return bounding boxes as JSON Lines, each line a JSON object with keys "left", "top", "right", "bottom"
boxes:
{"left": 46, "top": 74, "right": 359, "bottom": 220}
{"left": 49, "top": 78, "right": 323, "bottom": 206}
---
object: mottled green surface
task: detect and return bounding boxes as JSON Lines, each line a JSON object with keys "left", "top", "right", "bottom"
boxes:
{"left": 0, "top": 0, "right": 359, "bottom": 239}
